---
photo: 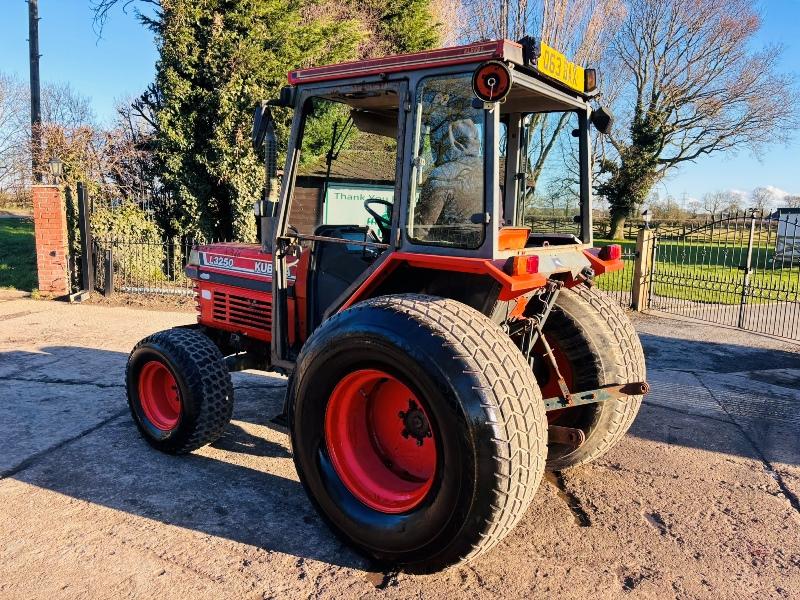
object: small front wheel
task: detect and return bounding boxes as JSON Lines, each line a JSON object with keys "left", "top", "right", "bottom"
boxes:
{"left": 126, "top": 328, "right": 234, "bottom": 454}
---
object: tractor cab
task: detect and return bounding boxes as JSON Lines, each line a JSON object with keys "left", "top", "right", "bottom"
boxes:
{"left": 187, "top": 38, "right": 622, "bottom": 369}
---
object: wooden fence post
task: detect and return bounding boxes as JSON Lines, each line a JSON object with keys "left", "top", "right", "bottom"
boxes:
{"left": 632, "top": 227, "right": 654, "bottom": 311}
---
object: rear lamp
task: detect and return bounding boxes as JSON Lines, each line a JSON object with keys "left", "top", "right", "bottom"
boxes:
{"left": 584, "top": 68, "right": 597, "bottom": 93}
{"left": 472, "top": 61, "right": 512, "bottom": 103}
{"left": 598, "top": 244, "right": 622, "bottom": 261}
{"left": 511, "top": 255, "right": 540, "bottom": 276}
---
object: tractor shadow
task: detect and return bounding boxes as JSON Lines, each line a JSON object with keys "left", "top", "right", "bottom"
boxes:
{"left": 0, "top": 345, "right": 365, "bottom": 569}
{"left": 0, "top": 334, "right": 798, "bottom": 568}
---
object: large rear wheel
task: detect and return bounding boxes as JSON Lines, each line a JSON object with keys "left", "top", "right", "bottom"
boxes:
{"left": 533, "top": 285, "right": 646, "bottom": 470}
{"left": 289, "top": 294, "right": 547, "bottom": 572}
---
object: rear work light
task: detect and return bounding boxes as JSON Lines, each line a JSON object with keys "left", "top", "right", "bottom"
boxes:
{"left": 598, "top": 244, "right": 622, "bottom": 261}
{"left": 472, "top": 61, "right": 512, "bottom": 102}
{"left": 511, "top": 255, "right": 540, "bottom": 276}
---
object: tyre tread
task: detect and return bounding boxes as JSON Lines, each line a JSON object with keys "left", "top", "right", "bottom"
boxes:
{"left": 127, "top": 328, "right": 233, "bottom": 454}
{"left": 547, "top": 285, "right": 645, "bottom": 469}
{"left": 338, "top": 294, "right": 548, "bottom": 563}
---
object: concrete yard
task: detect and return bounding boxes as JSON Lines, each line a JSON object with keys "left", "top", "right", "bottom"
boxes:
{"left": 0, "top": 291, "right": 798, "bottom": 599}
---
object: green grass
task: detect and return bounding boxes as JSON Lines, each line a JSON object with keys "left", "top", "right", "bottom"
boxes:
{"left": 0, "top": 219, "right": 37, "bottom": 291}
{"left": 594, "top": 238, "right": 800, "bottom": 304}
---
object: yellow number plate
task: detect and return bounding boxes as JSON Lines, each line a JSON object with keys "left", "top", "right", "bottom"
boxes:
{"left": 537, "top": 42, "right": 585, "bottom": 93}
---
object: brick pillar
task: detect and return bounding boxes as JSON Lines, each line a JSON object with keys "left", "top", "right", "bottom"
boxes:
{"left": 32, "top": 185, "right": 69, "bottom": 296}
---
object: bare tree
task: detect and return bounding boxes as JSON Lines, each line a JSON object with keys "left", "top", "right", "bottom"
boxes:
{"left": 702, "top": 189, "right": 751, "bottom": 216}
{"left": 597, "top": 0, "right": 797, "bottom": 238}
{"left": 91, "top": 0, "right": 161, "bottom": 35}
{"left": 41, "top": 82, "right": 95, "bottom": 129}
{"left": 0, "top": 73, "right": 30, "bottom": 204}
{"left": 784, "top": 195, "right": 800, "bottom": 209}
{"left": 750, "top": 187, "right": 783, "bottom": 215}
{"left": 702, "top": 191, "right": 730, "bottom": 216}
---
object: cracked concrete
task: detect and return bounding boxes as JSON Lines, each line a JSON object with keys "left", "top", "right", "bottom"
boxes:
{"left": 0, "top": 297, "right": 798, "bottom": 599}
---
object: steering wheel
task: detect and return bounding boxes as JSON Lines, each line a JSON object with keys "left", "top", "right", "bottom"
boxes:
{"left": 363, "top": 198, "right": 393, "bottom": 243}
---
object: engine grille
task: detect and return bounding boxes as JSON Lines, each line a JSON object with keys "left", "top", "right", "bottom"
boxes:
{"left": 212, "top": 290, "right": 271, "bottom": 330}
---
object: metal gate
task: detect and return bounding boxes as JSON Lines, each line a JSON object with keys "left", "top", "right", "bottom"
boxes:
{"left": 649, "top": 210, "right": 800, "bottom": 340}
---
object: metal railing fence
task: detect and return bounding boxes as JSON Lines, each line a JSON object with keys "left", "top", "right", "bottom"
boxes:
{"left": 648, "top": 210, "right": 800, "bottom": 340}
{"left": 92, "top": 237, "right": 208, "bottom": 296}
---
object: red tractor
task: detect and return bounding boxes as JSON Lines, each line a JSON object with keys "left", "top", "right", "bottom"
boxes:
{"left": 126, "top": 37, "right": 647, "bottom": 572}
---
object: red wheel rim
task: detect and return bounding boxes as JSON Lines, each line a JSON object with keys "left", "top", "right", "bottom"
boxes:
{"left": 540, "top": 340, "right": 576, "bottom": 423}
{"left": 138, "top": 361, "right": 181, "bottom": 430}
{"left": 324, "top": 369, "right": 437, "bottom": 514}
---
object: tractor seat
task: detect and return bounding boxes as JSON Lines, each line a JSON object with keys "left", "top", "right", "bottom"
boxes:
{"left": 310, "top": 225, "right": 379, "bottom": 328}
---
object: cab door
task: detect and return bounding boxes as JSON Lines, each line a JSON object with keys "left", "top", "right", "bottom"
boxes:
{"left": 272, "top": 81, "right": 408, "bottom": 367}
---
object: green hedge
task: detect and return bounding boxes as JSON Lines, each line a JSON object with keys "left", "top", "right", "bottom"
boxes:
{"left": 91, "top": 204, "right": 167, "bottom": 285}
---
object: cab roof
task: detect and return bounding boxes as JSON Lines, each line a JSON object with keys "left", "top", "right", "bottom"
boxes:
{"left": 288, "top": 40, "right": 523, "bottom": 86}
{"left": 287, "top": 39, "right": 594, "bottom": 100}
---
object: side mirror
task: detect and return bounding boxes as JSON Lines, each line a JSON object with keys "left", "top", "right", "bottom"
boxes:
{"left": 590, "top": 106, "right": 614, "bottom": 135}
{"left": 267, "top": 86, "right": 296, "bottom": 108}
{"left": 252, "top": 103, "right": 272, "bottom": 150}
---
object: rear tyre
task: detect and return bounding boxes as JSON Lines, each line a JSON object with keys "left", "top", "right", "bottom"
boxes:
{"left": 536, "top": 285, "right": 646, "bottom": 470}
{"left": 126, "top": 327, "right": 234, "bottom": 454}
{"left": 289, "top": 294, "right": 547, "bottom": 572}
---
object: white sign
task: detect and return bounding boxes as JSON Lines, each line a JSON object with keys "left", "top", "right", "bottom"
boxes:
{"left": 324, "top": 183, "right": 394, "bottom": 237}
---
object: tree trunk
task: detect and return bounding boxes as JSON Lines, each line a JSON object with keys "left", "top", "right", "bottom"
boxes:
{"left": 609, "top": 211, "right": 627, "bottom": 240}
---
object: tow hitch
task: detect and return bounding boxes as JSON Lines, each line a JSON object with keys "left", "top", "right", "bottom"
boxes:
{"left": 543, "top": 381, "right": 650, "bottom": 411}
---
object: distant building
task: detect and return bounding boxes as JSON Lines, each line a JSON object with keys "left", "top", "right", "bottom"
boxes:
{"left": 775, "top": 207, "right": 800, "bottom": 263}
{"left": 292, "top": 150, "right": 395, "bottom": 236}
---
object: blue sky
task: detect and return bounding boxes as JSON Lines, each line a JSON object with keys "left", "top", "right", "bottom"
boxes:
{"left": 1, "top": 1, "right": 798, "bottom": 202}
{"left": 0, "top": 1, "right": 158, "bottom": 124}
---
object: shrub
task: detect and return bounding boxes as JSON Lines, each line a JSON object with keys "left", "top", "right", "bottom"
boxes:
{"left": 91, "top": 204, "right": 167, "bottom": 286}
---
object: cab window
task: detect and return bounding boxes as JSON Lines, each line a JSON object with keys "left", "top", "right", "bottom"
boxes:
{"left": 407, "top": 74, "right": 486, "bottom": 249}
{"left": 289, "top": 91, "right": 399, "bottom": 245}
{"left": 516, "top": 111, "right": 581, "bottom": 236}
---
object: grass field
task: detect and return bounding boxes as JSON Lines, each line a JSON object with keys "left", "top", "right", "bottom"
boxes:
{"left": 594, "top": 239, "right": 800, "bottom": 304}
{"left": 0, "top": 219, "right": 37, "bottom": 291}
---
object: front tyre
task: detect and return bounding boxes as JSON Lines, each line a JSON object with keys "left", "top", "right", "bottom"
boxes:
{"left": 126, "top": 327, "right": 234, "bottom": 454}
{"left": 289, "top": 294, "right": 547, "bottom": 573}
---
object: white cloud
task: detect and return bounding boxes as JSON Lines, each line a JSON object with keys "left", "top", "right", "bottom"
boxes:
{"left": 761, "top": 185, "right": 790, "bottom": 200}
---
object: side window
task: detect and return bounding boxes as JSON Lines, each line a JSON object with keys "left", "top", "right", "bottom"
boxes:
{"left": 518, "top": 111, "right": 581, "bottom": 236}
{"left": 407, "top": 75, "right": 485, "bottom": 249}
{"left": 290, "top": 93, "right": 399, "bottom": 243}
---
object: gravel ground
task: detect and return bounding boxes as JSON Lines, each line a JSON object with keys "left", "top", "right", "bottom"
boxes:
{"left": 0, "top": 290, "right": 798, "bottom": 599}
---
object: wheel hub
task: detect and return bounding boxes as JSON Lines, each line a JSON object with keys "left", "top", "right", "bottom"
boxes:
{"left": 138, "top": 360, "right": 181, "bottom": 431}
{"left": 399, "top": 400, "right": 432, "bottom": 447}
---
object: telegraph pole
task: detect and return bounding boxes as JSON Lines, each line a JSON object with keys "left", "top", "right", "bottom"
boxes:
{"left": 28, "top": 0, "right": 42, "bottom": 182}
